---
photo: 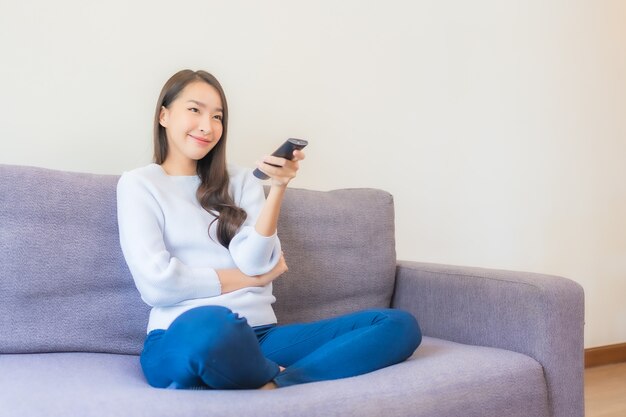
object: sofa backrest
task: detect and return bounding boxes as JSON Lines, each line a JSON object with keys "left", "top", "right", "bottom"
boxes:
{"left": 0, "top": 164, "right": 397, "bottom": 355}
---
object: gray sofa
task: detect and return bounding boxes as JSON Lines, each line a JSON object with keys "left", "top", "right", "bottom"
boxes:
{"left": 0, "top": 164, "right": 584, "bottom": 417}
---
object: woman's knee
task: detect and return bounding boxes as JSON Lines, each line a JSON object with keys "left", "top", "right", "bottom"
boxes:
{"left": 141, "top": 306, "right": 264, "bottom": 389}
{"left": 171, "top": 306, "right": 244, "bottom": 331}
{"left": 165, "top": 306, "right": 250, "bottom": 355}
{"left": 379, "top": 308, "right": 422, "bottom": 353}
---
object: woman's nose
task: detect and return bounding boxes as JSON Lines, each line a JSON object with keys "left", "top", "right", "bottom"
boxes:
{"left": 199, "top": 118, "right": 213, "bottom": 134}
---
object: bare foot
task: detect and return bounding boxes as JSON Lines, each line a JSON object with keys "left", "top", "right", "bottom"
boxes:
{"left": 258, "top": 366, "right": 285, "bottom": 390}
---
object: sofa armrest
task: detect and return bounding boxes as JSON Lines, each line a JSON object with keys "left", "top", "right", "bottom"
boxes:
{"left": 391, "top": 260, "right": 584, "bottom": 417}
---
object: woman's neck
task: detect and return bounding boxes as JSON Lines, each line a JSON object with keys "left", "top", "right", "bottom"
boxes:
{"left": 160, "top": 159, "right": 197, "bottom": 176}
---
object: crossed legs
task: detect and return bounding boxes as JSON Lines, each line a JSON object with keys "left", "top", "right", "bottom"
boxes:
{"left": 140, "top": 306, "right": 421, "bottom": 390}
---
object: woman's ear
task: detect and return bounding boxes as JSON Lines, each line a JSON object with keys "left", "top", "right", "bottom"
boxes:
{"left": 159, "top": 106, "right": 169, "bottom": 127}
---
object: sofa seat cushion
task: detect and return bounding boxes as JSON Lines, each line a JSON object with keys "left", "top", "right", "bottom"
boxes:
{"left": 0, "top": 337, "right": 549, "bottom": 417}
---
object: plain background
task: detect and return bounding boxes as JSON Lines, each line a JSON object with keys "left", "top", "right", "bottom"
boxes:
{"left": 0, "top": 0, "right": 624, "bottom": 349}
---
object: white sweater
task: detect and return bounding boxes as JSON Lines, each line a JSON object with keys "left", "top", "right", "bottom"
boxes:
{"left": 116, "top": 163, "right": 281, "bottom": 333}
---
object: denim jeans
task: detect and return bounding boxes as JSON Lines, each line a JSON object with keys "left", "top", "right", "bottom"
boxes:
{"left": 140, "top": 305, "right": 421, "bottom": 389}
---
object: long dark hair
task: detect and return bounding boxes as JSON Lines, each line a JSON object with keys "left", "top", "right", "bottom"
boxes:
{"left": 154, "top": 69, "right": 247, "bottom": 248}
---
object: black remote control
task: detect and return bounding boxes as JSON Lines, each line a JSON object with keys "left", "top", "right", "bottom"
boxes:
{"left": 253, "top": 138, "right": 309, "bottom": 180}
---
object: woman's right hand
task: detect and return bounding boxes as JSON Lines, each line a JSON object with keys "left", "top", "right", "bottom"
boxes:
{"left": 217, "top": 253, "right": 288, "bottom": 293}
{"left": 255, "top": 253, "right": 288, "bottom": 286}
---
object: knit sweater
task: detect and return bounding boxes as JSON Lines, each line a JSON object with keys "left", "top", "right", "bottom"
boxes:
{"left": 116, "top": 163, "right": 281, "bottom": 333}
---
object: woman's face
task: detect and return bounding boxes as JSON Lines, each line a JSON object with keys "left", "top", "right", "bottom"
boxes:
{"left": 159, "top": 81, "right": 224, "bottom": 172}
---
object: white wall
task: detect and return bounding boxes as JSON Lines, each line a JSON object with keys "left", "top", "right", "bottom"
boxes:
{"left": 1, "top": 0, "right": 624, "bottom": 348}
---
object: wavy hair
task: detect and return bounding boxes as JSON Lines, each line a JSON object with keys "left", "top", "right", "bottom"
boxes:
{"left": 153, "top": 69, "right": 247, "bottom": 248}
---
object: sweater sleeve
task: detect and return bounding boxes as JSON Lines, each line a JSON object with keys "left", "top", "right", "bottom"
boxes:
{"left": 116, "top": 172, "right": 222, "bottom": 307}
{"left": 228, "top": 170, "right": 282, "bottom": 276}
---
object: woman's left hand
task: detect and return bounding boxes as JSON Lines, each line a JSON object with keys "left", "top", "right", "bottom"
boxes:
{"left": 256, "top": 150, "right": 306, "bottom": 187}
{"left": 253, "top": 150, "right": 305, "bottom": 236}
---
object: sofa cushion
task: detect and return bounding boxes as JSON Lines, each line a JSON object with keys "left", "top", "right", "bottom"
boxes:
{"left": 0, "top": 165, "right": 397, "bottom": 354}
{"left": 0, "top": 165, "right": 149, "bottom": 355}
{"left": 268, "top": 186, "right": 397, "bottom": 325}
{"left": 0, "top": 337, "right": 550, "bottom": 417}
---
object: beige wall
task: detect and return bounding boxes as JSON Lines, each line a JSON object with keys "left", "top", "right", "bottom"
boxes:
{"left": 1, "top": 0, "right": 624, "bottom": 348}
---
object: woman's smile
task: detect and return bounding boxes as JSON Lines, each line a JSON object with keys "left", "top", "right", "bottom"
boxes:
{"left": 188, "top": 133, "right": 212, "bottom": 145}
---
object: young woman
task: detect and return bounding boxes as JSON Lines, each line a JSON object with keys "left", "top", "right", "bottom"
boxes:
{"left": 117, "top": 69, "right": 422, "bottom": 390}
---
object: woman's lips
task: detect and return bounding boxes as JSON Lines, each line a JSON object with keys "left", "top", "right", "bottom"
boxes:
{"left": 188, "top": 134, "right": 211, "bottom": 144}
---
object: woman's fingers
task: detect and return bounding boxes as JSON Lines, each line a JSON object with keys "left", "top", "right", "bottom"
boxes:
{"left": 256, "top": 160, "right": 298, "bottom": 180}
{"left": 292, "top": 150, "right": 306, "bottom": 162}
{"left": 261, "top": 150, "right": 305, "bottom": 167}
{"left": 255, "top": 150, "right": 304, "bottom": 186}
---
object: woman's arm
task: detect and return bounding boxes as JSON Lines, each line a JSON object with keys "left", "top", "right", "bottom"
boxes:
{"left": 217, "top": 254, "right": 287, "bottom": 293}
{"left": 228, "top": 150, "right": 305, "bottom": 275}
{"left": 117, "top": 173, "right": 223, "bottom": 306}
{"left": 118, "top": 171, "right": 279, "bottom": 306}
{"left": 254, "top": 150, "right": 305, "bottom": 237}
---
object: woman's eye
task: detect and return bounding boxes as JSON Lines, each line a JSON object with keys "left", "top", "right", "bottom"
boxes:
{"left": 214, "top": 114, "right": 223, "bottom": 121}
{"left": 188, "top": 107, "right": 199, "bottom": 113}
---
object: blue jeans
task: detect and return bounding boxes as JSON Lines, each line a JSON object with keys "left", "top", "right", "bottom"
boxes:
{"left": 140, "top": 306, "right": 421, "bottom": 389}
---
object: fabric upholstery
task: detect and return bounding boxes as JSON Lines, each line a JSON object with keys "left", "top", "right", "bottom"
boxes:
{"left": 267, "top": 186, "right": 397, "bottom": 324}
{"left": 392, "top": 260, "right": 585, "bottom": 417}
{"left": 0, "top": 337, "right": 550, "bottom": 417}
{"left": 0, "top": 165, "right": 148, "bottom": 354}
{"left": 0, "top": 165, "right": 396, "bottom": 355}
{"left": 0, "top": 163, "right": 583, "bottom": 417}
